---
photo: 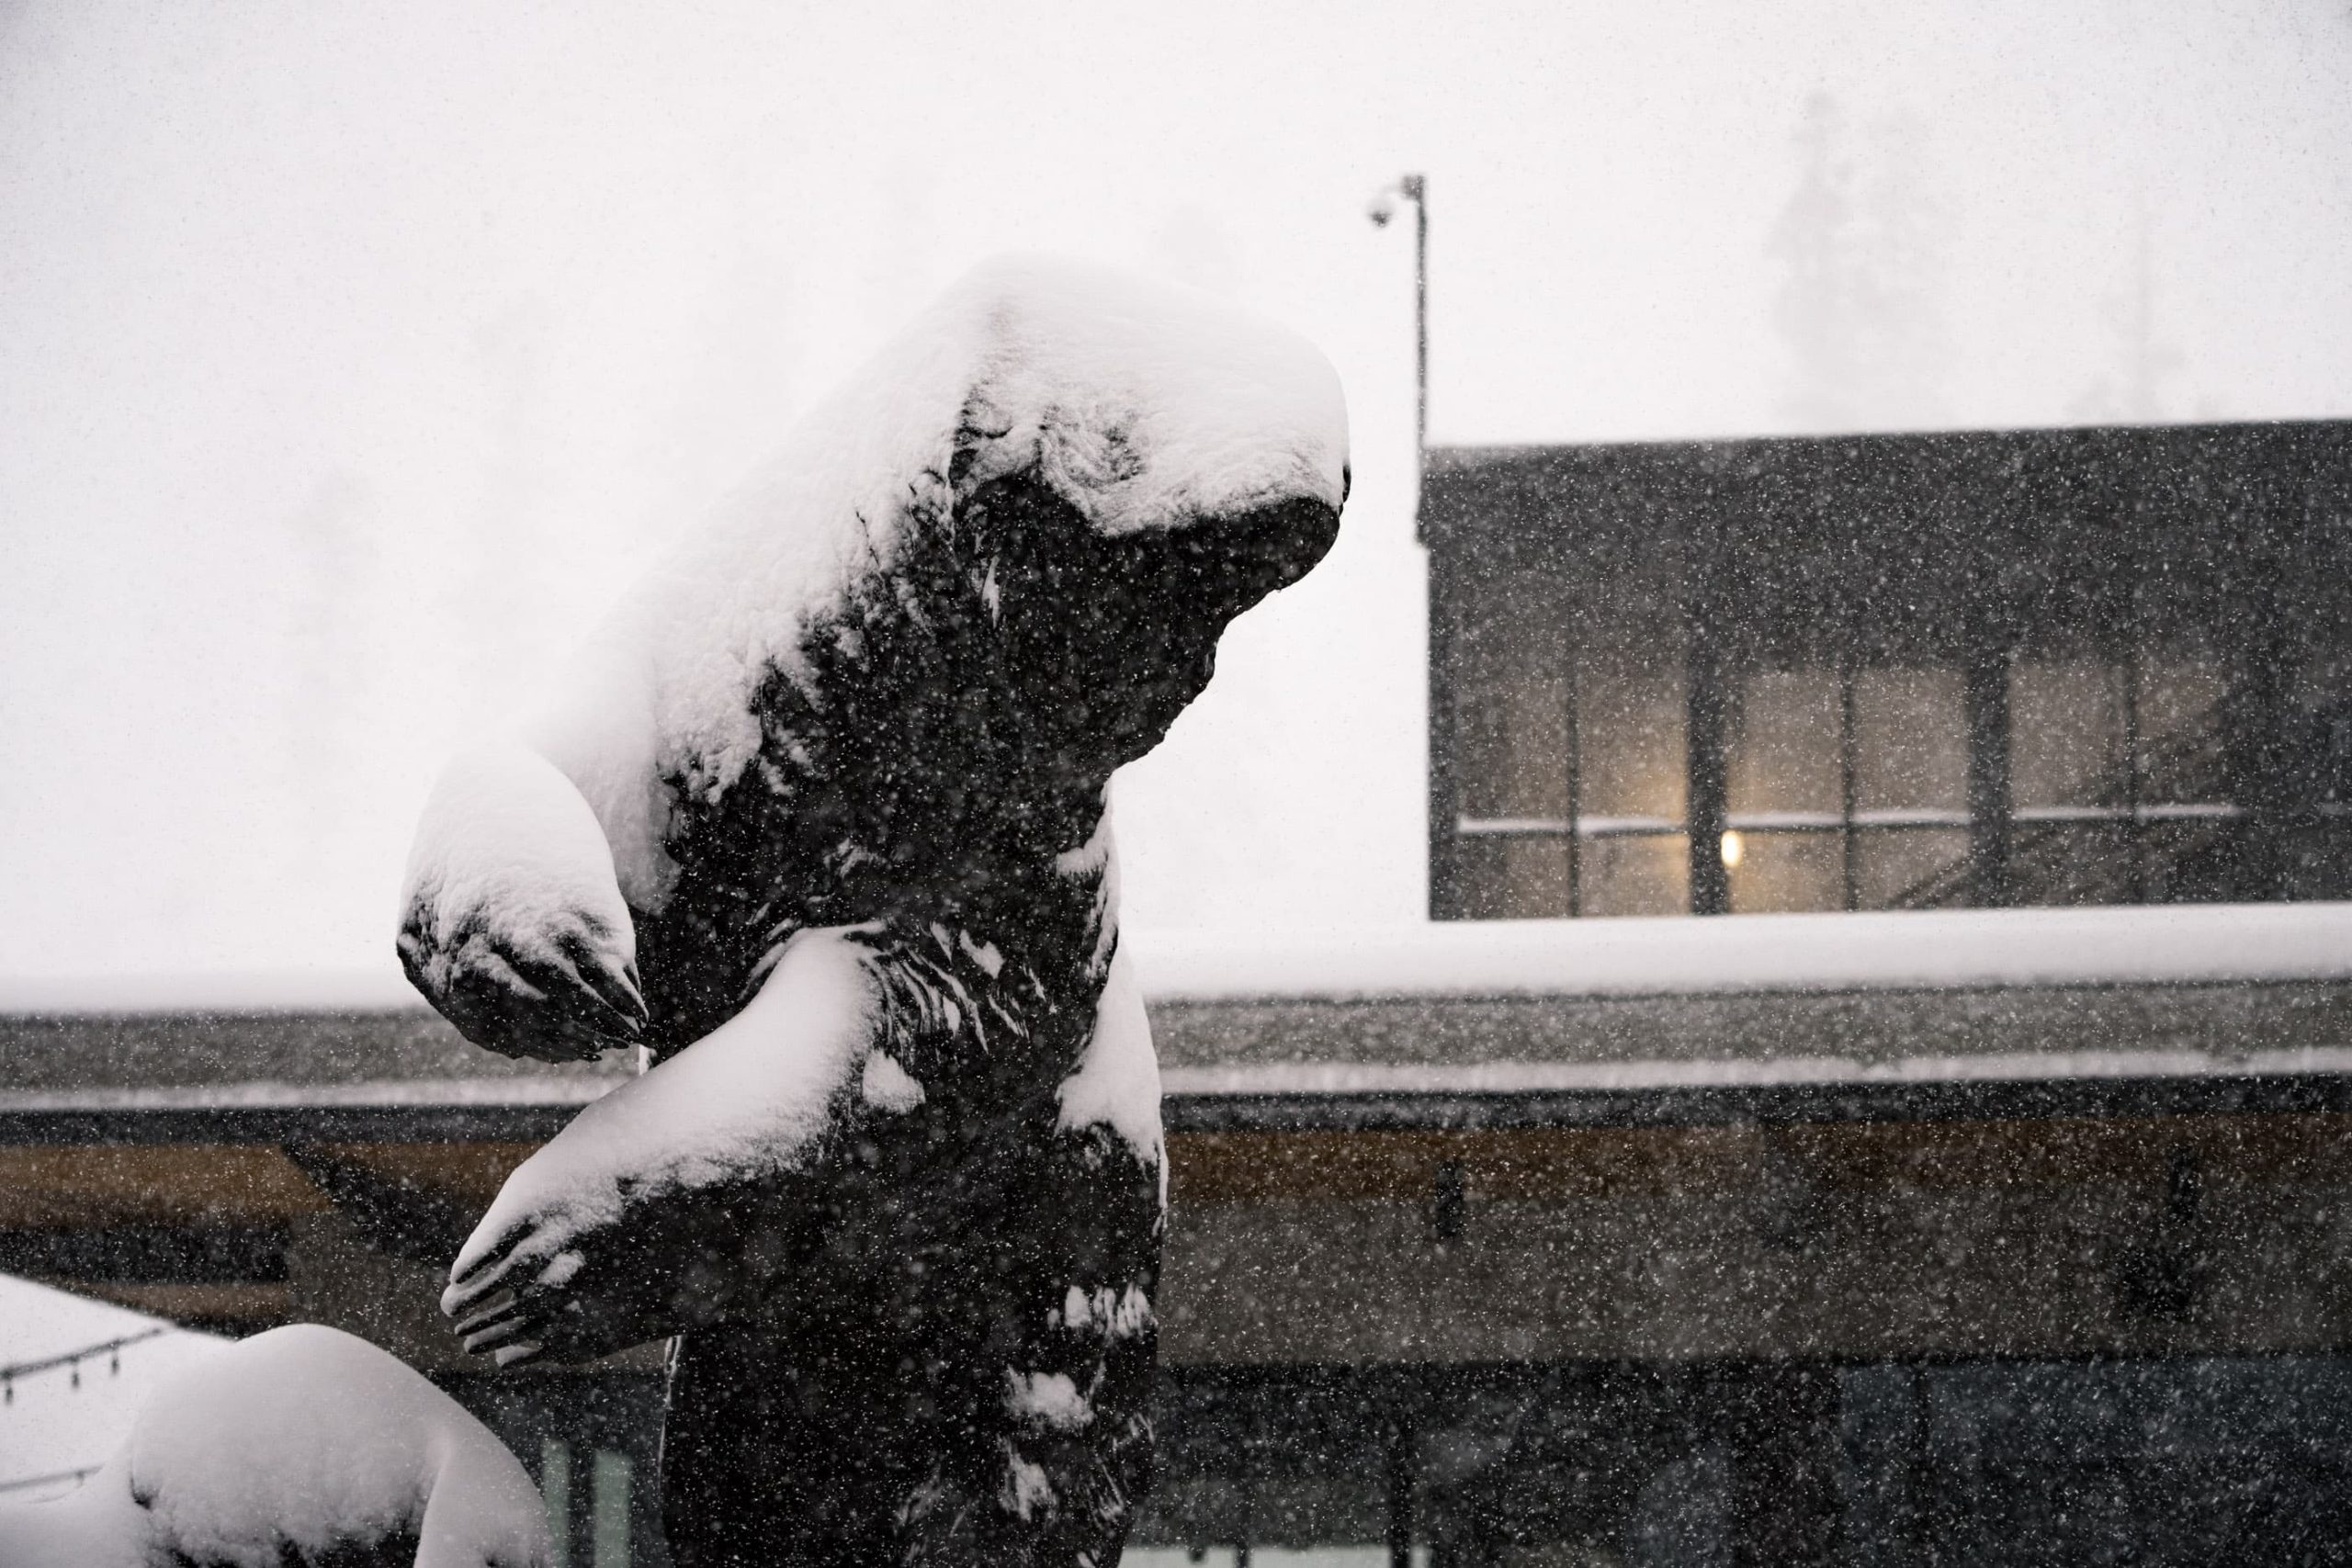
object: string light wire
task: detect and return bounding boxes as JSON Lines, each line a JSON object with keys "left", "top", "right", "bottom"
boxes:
{"left": 0, "top": 1327, "right": 171, "bottom": 1407}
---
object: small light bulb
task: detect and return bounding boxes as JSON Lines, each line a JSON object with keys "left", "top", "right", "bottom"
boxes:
{"left": 1720, "top": 830, "right": 1745, "bottom": 869}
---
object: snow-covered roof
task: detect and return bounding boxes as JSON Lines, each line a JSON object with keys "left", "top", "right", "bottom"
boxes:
{"left": 1159, "top": 1046, "right": 2352, "bottom": 1101}
{"left": 1128, "top": 904, "right": 2352, "bottom": 1003}
{"left": 4, "top": 906, "right": 2347, "bottom": 1134}
{"left": 6, "top": 904, "right": 2346, "bottom": 1018}
{"left": 0, "top": 968, "right": 428, "bottom": 1018}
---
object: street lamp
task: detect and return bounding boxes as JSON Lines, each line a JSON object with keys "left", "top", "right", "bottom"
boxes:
{"left": 1367, "top": 174, "right": 1428, "bottom": 463}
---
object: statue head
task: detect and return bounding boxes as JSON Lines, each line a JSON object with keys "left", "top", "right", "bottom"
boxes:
{"left": 977, "top": 479, "right": 1341, "bottom": 778}
{"left": 898, "top": 256, "right": 1351, "bottom": 785}
{"left": 642, "top": 255, "right": 1351, "bottom": 867}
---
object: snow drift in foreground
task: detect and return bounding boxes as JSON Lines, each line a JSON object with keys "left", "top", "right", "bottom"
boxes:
{"left": 0, "top": 1324, "right": 548, "bottom": 1568}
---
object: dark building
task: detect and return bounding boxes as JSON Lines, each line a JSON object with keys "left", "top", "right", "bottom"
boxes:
{"left": 6, "top": 418, "right": 2352, "bottom": 1566}
{"left": 1425, "top": 420, "right": 2352, "bottom": 921}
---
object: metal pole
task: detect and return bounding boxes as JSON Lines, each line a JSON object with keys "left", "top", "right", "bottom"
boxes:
{"left": 1385, "top": 1412, "right": 1418, "bottom": 1568}
{"left": 1408, "top": 174, "right": 1428, "bottom": 458}
{"left": 1371, "top": 174, "right": 1430, "bottom": 536}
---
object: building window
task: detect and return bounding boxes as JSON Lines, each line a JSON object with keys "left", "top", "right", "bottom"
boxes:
{"left": 1718, "top": 662, "right": 1973, "bottom": 914}
{"left": 1444, "top": 633, "right": 2290, "bottom": 919}
{"left": 1849, "top": 665, "right": 1972, "bottom": 908}
{"left": 1427, "top": 423, "right": 2352, "bottom": 919}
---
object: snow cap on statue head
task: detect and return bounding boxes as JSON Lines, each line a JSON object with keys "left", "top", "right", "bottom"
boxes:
{"left": 811, "top": 254, "right": 1351, "bottom": 541}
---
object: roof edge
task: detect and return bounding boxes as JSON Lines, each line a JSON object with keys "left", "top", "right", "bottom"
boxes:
{"left": 7, "top": 905, "right": 2352, "bottom": 1017}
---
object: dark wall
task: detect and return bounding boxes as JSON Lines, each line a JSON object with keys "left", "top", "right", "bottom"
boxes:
{"left": 469, "top": 1355, "right": 2352, "bottom": 1567}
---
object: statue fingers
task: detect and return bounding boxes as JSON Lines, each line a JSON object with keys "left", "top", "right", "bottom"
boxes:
{"left": 412, "top": 918, "right": 644, "bottom": 1064}
{"left": 450, "top": 1291, "right": 549, "bottom": 1368}
{"left": 431, "top": 962, "right": 606, "bottom": 1063}
{"left": 441, "top": 1221, "right": 554, "bottom": 1317}
{"left": 485, "top": 941, "right": 647, "bottom": 1055}
{"left": 548, "top": 925, "right": 650, "bottom": 1032}
{"left": 455, "top": 1297, "right": 536, "bottom": 1353}
{"left": 455, "top": 1281, "right": 617, "bottom": 1368}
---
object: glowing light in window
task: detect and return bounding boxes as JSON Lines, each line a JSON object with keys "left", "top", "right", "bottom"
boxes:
{"left": 1720, "top": 830, "right": 1745, "bottom": 869}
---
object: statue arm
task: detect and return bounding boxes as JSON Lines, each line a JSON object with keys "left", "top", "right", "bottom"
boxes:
{"left": 439, "top": 926, "right": 881, "bottom": 1365}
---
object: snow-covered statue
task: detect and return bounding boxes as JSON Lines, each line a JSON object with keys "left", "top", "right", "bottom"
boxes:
{"left": 0, "top": 1324, "right": 549, "bottom": 1568}
{"left": 396, "top": 256, "right": 1349, "bottom": 1566}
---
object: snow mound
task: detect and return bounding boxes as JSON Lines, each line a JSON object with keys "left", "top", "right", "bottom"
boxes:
{"left": 0, "top": 1324, "right": 549, "bottom": 1567}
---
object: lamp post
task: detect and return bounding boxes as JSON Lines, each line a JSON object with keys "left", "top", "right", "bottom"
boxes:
{"left": 1367, "top": 174, "right": 1429, "bottom": 462}
{"left": 1377, "top": 175, "right": 1448, "bottom": 922}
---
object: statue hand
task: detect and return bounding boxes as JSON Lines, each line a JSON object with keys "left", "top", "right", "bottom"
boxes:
{"left": 396, "top": 744, "right": 648, "bottom": 1063}
{"left": 441, "top": 927, "right": 882, "bottom": 1362}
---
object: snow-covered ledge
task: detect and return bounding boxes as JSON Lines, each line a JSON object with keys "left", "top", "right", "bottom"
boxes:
{"left": 2, "top": 906, "right": 2350, "bottom": 1136}
{"left": 0, "top": 967, "right": 426, "bottom": 1018}
{"left": 3, "top": 903, "right": 2349, "bottom": 1019}
{"left": 1128, "top": 903, "right": 2352, "bottom": 1004}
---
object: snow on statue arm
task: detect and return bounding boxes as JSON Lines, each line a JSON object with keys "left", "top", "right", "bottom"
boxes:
{"left": 441, "top": 923, "right": 877, "bottom": 1362}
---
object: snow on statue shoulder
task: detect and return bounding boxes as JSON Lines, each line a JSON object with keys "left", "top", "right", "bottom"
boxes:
{"left": 397, "top": 255, "right": 1347, "bottom": 1566}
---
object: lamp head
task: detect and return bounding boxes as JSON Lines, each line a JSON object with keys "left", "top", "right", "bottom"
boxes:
{"left": 1367, "top": 174, "right": 1425, "bottom": 228}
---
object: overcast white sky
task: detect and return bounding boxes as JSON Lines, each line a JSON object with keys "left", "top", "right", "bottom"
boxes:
{"left": 3, "top": 0, "right": 2349, "bottom": 981}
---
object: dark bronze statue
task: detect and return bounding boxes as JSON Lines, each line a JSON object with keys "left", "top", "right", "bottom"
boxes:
{"left": 397, "top": 257, "right": 1348, "bottom": 1566}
